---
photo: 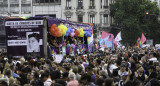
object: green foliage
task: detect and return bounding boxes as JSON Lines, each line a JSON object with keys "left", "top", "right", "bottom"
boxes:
{"left": 110, "top": 0, "right": 160, "bottom": 45}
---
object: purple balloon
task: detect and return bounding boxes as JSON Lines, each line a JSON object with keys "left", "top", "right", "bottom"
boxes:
{"left": 65, "top": 28, "right": 71, "bottom": 36}
{"left": 67, "top": 28, "right": 71, "bottom": 33}
{"left": 70, "top": 29, "right": 75, "bottom": 33}
{"left": 70, "top": 32, "right": 75, "bottom": 37}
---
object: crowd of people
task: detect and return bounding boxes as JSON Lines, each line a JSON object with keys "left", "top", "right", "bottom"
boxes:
{"left": 0, "top": 46, "right": 160, "bottom": 86}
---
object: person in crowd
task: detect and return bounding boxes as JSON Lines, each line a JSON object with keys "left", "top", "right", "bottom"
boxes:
{"left": 105, "top": 78, "right": 114, "bottom": 86}
{"left": 1, "top": 45, "right": 160, "bottom": 86}
{"left": 86, "top": 66, "right": 96, "bottom": 83}
{"left": 41, "top": 72, "right": 52, "bottom": 86}
{"left": 10, "top": 65, "right": 18, "bottom": 78}
{"left": 67, "top": 72, "right": 79, "bottom": 86}
{"left": 31, "top": 72, "right": 43, "bottom": 86}
{"left": 80, "top": 73, "right": 95, "bottom": 86}
{"left": 136, "top": 66, "right": 148, "bottom": 82}
{"left": 0, "top": 80, "right": 8, "bottom": 86}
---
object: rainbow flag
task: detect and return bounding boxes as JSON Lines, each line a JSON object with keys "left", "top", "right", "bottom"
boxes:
{"left": 138, "top": 40, "right": 142, "bottom": 48}
{"left": 80, "top": 47, "right": 85, "bottom": 54}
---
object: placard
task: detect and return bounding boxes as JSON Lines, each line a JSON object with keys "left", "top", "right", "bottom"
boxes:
{"left": 5, "top": 18, "right": 44, "bottom": 58}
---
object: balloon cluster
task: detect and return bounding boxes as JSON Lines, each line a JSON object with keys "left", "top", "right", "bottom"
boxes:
{"left": 49, "top": 24, "right": 92, "bottom": 37}
{"left": 58, "top": 24, "right": 68, "bottom": 35}
{"left": 78, "top": 28, "right": 85, "bottom": 37}
{"left": 66, "top": 28, "right": 75, "bottom": 37}
{"left": 49, "top": 24, "right": 62, "bottom": 37}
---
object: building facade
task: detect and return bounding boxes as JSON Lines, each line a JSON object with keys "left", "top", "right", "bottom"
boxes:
{"left": 61, "top": 0, "right": 114, "bottom": 39}
{"left": 32, "top": 0, "right": 61, "bottom": 18}
{"left": 0, "top": 0, "right": 32, "bottom": 17}
{"left": 0, "top": 0, "right": 61, "bottom": 18}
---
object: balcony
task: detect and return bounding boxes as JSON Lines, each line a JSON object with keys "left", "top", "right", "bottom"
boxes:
{"left": 89, "top": 6, "right": 95, "bottom": 9}
{"left": 65, "top": 7, "right": 72, "bottom": 10}
{"left": 103, "top": 6, "right": 109, "bottom": 9}
{"left": 77, "top": 6, "right": 83, "bottom": 9}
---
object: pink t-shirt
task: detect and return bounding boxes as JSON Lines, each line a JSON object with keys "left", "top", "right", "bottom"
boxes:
{"left": 67, "top": 80, "right": 79, "bottom": 86}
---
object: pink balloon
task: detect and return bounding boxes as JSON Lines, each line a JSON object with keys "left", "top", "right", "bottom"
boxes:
{"left": 59, "top": 44, "right": 62, "bottom": 47}
{"left": 70, "top": 32, "right": 75, "bottom": 37}
{"left": 71, "top": 44, "right": 75, "bottom": 49}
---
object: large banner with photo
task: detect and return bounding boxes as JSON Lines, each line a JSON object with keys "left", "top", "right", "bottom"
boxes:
{"left": 5, "top": 18, "right": 44, "bottom": 58}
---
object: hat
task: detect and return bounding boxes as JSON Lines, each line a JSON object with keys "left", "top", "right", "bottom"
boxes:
{"left": 120, "top": 72, "right": 128, "bottom": 76}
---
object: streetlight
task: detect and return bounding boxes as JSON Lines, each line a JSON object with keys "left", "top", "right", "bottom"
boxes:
{"left": 145, "top": 11, "right": 150, "bottom": 20}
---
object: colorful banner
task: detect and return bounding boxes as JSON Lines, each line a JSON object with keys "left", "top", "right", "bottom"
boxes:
{"left": 5, "top": 18, "right": 44, "bottom": 58}
{"left": 141, "top": 33, "right": 146, "bottom": 45}
{"left": 100, "top": 31, "right": 114, "bottom": 49}
{"left": 87, "top": 34, "right": 94, "bottom": 52}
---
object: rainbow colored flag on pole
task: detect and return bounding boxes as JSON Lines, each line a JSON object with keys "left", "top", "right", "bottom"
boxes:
{"left": 138, "top": 40, "right": 142, "bottom": 48}
{"left": 136, "top": 33, "right": 146, "bottom": 48}
{"left": 80, "top": 47, "right": 85, "bottom": 54}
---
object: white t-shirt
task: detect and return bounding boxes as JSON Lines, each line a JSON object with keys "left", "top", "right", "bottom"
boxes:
{"left": 44, "top": 78, "right": 52, "bottom": 86}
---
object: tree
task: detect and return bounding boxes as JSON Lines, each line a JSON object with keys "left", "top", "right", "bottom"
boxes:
{"left": 110, "top": 0, "right": 160, "bottom": 45}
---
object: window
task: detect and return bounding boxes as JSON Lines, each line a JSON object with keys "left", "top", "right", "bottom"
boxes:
{"left": 66, "top": 16, "right": 71, "bottom": 20}
{"left": 90, "top": 15, "right": 95, "bottom": 23}
{"left": 55, "top": 0, "right": 60, "bottom": 2}
{"left": 101, "top": 0, "right": 102, "bottom": 9}
{"left": 22, "top": 6, "right": 31, "bottom": 14}
{"left": 100, "top": 14, "right": 102, "bottom": 24}
{"left": 45, "top": 0, "right": 49, "bottom": 3}
{"left": 35, "top": 0, "right": 61, "bottom": 3}
{"left": 40, "top": 0, "right": 45, "bottom": 3}
{"left": 10, "top": 0, "right": 19, "bottom": 4}
{"left": 78, "top": 15, "right": 83, "bottom": 22}
{"left": 104, "top": 0, "right": 108, "bottom": 8}
{"left": 89, "top": 0, "right": 95, "bottom": 9}
{"left": 10, "top": 5, "right": 19, "bottom": 14}
{"left": 90, "top": 0, "right": 94, "bottom": 6}
{"left": 104, "top": 0, "right": 108, "bottom": 6}
{"left": 78, "top": 0, "right": 83, "bottom": 9}
{"left": 66, "top": 0, "right": 71, "bottom": 9}
{"left": 104, "top": 14, "right": 108, "bottom": 24}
